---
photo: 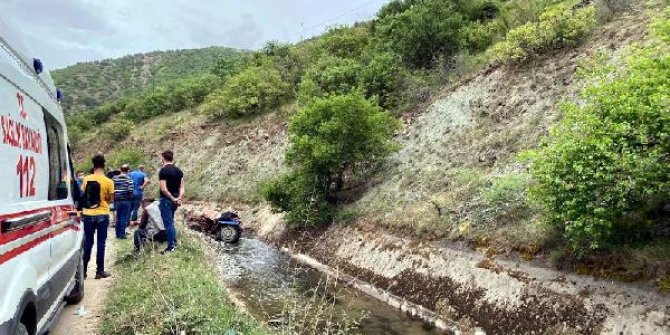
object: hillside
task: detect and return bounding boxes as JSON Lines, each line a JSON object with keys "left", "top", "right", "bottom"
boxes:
{"left": 52, "top": 47, "right": 243, "bottom": 114}
{"left": 67, "top": 1, "right": 670, "bottom": 333}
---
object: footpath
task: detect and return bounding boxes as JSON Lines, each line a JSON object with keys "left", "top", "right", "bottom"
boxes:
{"left": 50, "top": 238, "right": 118, "bottom": 335}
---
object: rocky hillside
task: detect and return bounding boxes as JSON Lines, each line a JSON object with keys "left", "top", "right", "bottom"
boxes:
{"left": 52, "top": 47, "right": 243, "bottom": 114}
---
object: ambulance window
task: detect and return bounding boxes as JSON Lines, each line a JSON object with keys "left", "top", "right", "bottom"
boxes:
{"left": 45, "top": 110, "right": 68, "bottom": 200}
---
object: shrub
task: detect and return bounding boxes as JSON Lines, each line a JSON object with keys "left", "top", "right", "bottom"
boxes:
{"left": 297, "top": 56, "right": 363, "bottom": 103}
{"left": 259, "top": 42, "right": 315, "bottom": 89}
{"left": 483, "top": 172, "right": 533, "bottom": 207}
{"left": 261, "top": 172, "right": 333, "bottom": 228}
{"left": 100, "top": 119, "right": 134, "bottom": 142}
{"left": 201, "top": 62, "right": 291, "bottom": 118}
{"left": 497, "top": 0, "right": 565, "bottom": 30}
{"left": 459, "top": 20, "right": 502, "bottom": 53}
{"left": 124, "top": 74, "right": 220, "bottom": 121}
{"left": 376, "top": 0, "right": 419, "bottom": 20}
{"left": 212, "top": 55, "right": 249, "bottom": 78}
{"left": 358, "top": 51, "right": 405, "bottom": 109}
{"left": 318, "top": 26, "right": 370, "bottom": 59}
{"left": 107, "top": 148, "right": 149, "bottom": 170}
{"left": 489, "top": 4, "right": 597, "bottom": 62}
{"left": 374, "top": 0, "right": 468, "bottom": 68}
{"left": 526, "top": 13, "right": 670, "bottom": 254}
{"left": 287, "top": 92, "right": 400, "bottom": 196}
{"left": 479, "top": 172, "right": 536, "bottom": 226}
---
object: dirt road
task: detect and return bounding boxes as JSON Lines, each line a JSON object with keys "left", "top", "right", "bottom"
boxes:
{"left": 50, "top": 238, "right": 118, "bottom": 335}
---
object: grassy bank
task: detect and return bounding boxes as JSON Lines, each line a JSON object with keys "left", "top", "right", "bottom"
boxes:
{"left": 100, "top": 231, "right": 270, "bottom": 335}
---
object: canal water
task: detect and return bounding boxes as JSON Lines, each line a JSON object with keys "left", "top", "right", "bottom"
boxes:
{"left": 207, "top": 237, "right": 448, "bottom": 335}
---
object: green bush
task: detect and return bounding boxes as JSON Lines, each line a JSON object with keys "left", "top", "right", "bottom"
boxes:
{"left": 460, "top": 20, "right": 502, "bottom": 52}
{"left": 100, "top": 119, "right": 134, "bottom": 142}
{"left": 497, "top": 0, "right": 566, "bottom": 30}
{"left": 212, "top": 54, "right": 249, "bottom": 78}
{"left": 201, "top": 62, "right": 291, "bottom": 117}
{"left": 297, "top": 56, "right": 363, "bottom": 103}
{"left": 318, "top": 26, "right": 370, "bottom": 59}
{"left": 358, "top": 51, "right": 405, "bottom": 109}
{"left": 261, "top": 172, "right": 333, "bottom": 228}
{"left": 107, "top": 148, "right": 149, "bottom": 170}
{"left": 66, "top": 74, "right": 220, "bottom": 135}
{"left": 258, "top": 42, "right": 314, "bottom": 89}
{"left": 124, "top": 74, "right": 220, "bottom": 121}
{"left": 483, "top": 172, "right": 533, "bottom": 206}
{"left": 489, "top": 3, "right": 597, "bottom": 62}
{"left": 376, "top": 0, "right": 419, "bottom": 20}
{"left": 374, "top": 0, "right": 469, "bottom": 68}
{"left": 287, "top": 92, "right": 400, "bottom": 196}
{"left": 526, "top": 13, "right": 670, "bottom": 254}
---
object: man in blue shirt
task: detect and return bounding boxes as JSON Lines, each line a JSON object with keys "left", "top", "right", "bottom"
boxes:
{"left": 129, "top": 165, "right": 150, "bottom": 226}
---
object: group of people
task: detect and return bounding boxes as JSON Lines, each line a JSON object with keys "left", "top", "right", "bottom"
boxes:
{"left": 76, "top": 150, "right": 185, "bottom": 279}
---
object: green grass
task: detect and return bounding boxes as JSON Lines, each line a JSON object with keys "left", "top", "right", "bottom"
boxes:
{"left": 100, "top": 232, "right": 270, "bottom": 335}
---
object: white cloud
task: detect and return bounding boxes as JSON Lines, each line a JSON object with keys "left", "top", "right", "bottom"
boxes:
{"left": 0, "top": 0, "right": 389, "bottom": 69}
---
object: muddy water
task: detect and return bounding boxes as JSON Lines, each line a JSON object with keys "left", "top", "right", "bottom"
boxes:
{"left": 209, "top": 237, "right": 446, "bottom": 335}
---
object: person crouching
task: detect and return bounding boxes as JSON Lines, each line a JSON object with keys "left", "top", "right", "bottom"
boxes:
{"left": 134, "top": 198, "right": 167, "bottom": 252}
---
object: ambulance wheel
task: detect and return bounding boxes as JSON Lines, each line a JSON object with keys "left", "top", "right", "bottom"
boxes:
{"left": 65, "top": 253, "right": 85, "bottom": 304}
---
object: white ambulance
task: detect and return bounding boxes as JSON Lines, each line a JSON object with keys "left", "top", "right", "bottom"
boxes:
{"left": 0, "top": 31, "right": 84, "bottom": 335}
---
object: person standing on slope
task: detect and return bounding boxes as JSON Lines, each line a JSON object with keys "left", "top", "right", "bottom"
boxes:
{"left": 112, "top": 164, "right": 134, "bottom": 239}
{"left": 81, "top": 154, "right": 114, "bottom": 279}
{"left": 129, "top": 164, "right": 150, "bottom": 226}
{"left": 158, "top": 150, "right": 184, "bottom": 254}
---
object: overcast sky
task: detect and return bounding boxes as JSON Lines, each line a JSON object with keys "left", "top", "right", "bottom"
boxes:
{"left": 0, "top": 0, "right": 389, "bottom": 69}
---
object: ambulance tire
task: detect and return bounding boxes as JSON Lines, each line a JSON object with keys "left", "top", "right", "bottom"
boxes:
{"left": 65, "top": 253, "right": 85, "bottom": 305}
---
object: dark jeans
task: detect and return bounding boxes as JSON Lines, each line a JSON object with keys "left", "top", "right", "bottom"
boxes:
{"left": 115, "top": 200, "right": 132, "bottom": 238}
{"left": 130, "top": 194, "right": 143, "bottom": 221}
{"left": 159, "top": 197, "right": 177, "bottom": 249}
{"left": 134, "top": 229, "right": 167, "bottom": 250}
{"left": 82, "top": 214, "right": 109, "bottom": 274}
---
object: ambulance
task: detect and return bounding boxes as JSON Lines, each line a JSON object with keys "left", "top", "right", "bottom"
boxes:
{"left": 0, "top": 29, "right": 84, "bottom": 335}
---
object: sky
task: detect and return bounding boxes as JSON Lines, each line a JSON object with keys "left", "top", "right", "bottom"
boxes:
{"left": 0, "top": 0, "right": 390, "bottom": 69}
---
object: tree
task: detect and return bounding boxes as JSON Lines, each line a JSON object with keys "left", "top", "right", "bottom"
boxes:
{"left": 359, "top": 51, "right": 405, "bottom": 109}
{"left": 297, "top": 56, "right": 363, "bottom": 103}
{"left": 318, "top": 26, "right": 370, "bottom": 59}
{"left": 287, "top": 92, "right": 400, "bottom": 197}
{"left": 374, "top": 0, "right": 467, "bottom": 68}
{"left": 264, "top": 92, "right": 399, "bottom": 226}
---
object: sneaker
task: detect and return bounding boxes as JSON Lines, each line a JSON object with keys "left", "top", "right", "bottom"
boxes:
{"left": 117, "top": 235, "right": 128, "bottom": 240}
{"left": 161, "top": 247, "right": 176, "bottom": 255}
{"left": 95, "top": 271, "right": 112, "bottom": 279}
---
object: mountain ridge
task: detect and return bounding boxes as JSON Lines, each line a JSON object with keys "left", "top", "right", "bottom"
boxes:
{"left": 52, "top": 46, "right": 244, "bottom": 114}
